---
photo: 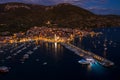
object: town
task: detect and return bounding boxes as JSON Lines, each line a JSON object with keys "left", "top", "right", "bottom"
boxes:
{"left": 0, "top": 26, "right": 101, "bottom": 44}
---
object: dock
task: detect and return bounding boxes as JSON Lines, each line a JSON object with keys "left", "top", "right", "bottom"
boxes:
{"left": 61, "top": 43, "right": 114, "bottom": 67}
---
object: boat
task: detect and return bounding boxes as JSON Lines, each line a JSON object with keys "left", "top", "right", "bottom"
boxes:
{"left": 0, "top": 66, "right": 9, "bottom": 73}
{"left": 86, "top": 57, "right": 95, "bottom": 63}
{"left": 104, "top": 47, "right": 107, "bottom": 50}
{"left": 23, "top": 54, "right": 29, "bottom": 59}
{"left": 43, "top": 62, "right": 47, "bottom": 65}
{"left": 6, "top": 56, "right": 12, "bottom": 60}
{"left": 0, "top": 50, "right": 4, "bottom": 53}
{"left": 33, "top": 46, "right": 38, "bottom": 50}
{"left": 27, "top": 51, "right": 33, "bottom": 55}
{"left": 78, "top": 59, "right": 90, "bottom": 65}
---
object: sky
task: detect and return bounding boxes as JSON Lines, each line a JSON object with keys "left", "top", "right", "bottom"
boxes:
{"left": 0, "top": 0, "right": 120, "bottom": 15}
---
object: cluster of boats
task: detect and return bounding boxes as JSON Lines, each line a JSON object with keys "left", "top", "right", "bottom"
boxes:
{"left": 5, "top": 43, "right": 30, "bottom": 60}
{"left": 0, "top": 42, "right": 41, "bottom": 73}
{"left": 20, "top": 46, "right": 40, "bottom": 63}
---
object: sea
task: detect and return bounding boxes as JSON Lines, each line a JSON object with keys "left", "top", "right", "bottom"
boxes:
{"left": 0, "top": 27, "right": 120, "bottom": 80}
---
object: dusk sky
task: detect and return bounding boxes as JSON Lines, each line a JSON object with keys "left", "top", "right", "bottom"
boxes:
{"left": 0, "top": 0, "right": 120, "bottom": 15}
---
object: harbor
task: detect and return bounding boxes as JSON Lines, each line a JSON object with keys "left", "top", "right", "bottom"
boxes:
{"left": 0, "top": 27, "right": 119, "bottom": 80}
{"left": 61, "top": 42, "right": 114, "bottom": 67}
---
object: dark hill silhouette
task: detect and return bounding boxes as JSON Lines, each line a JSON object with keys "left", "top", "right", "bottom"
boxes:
{"left": 0, "top": 2, "right": 120, "bottom": 33}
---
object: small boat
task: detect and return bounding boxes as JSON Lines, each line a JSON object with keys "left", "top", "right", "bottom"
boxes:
{"left": 23, "top": 54, "right": 29, "bottom": 59}
{"left": 16, "top": 50, "right": 22, "bottom": 54}
{"left": 43, "top": 62, "right": 47, "bottom": 65}
{"left": 104, "top": 47, "right": 107, "bottom": 50}
{"left": 27, "top": 51, "right": 33, "bottom": 55}
{"left": 33, "top": 46, "right": 38, "bottom": 50}
{"left": 0, "top": 66, "right": 9, "bottom": 73}
{"left": 6, "top": 56, "right": 12, "bottom": 60}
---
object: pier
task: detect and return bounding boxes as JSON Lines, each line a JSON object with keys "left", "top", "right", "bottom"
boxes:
{"left": 61, "top": 42, "right": 114, "bottom": 67}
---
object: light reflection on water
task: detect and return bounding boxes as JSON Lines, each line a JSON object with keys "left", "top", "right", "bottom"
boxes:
{"left": 87, "top": 64, "right": 92, "bottom": 71}
{"left": 55, "top": 42, "right": 57, "bottom": 54}
{"left": 80, "top": 61, "right": 106, "bottom": 74}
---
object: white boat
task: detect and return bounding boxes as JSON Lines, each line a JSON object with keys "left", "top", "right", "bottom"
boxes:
{"left": 104, "top": 47, "right": 107, "bottom": 50}
{"left": 27, "top": 51, "right": 33, "bottom": 55}
{"left": 16, "top": 50, "right": 22, "bottom": 53}
{"left": 43, "top": 62, "right": 47, "bottom": 65}
{"left": 78, "top": 59, "right": 90, "bottom": 65}
{"left": 33, "top": 46, "right": 38, "bottom": 50}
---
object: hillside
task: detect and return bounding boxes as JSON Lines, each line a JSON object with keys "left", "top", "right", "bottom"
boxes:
{"left": 0, "top": 2, "right": 120, "bottom": 34}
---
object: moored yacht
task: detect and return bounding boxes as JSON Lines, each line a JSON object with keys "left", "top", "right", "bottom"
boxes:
{"left": 0, "top": 66, "right": 9, "bottom": 73}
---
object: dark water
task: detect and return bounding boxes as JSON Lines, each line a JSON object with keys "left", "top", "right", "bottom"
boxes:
{"left": 0, "top": 27, "right": 120, "bottom": 80}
